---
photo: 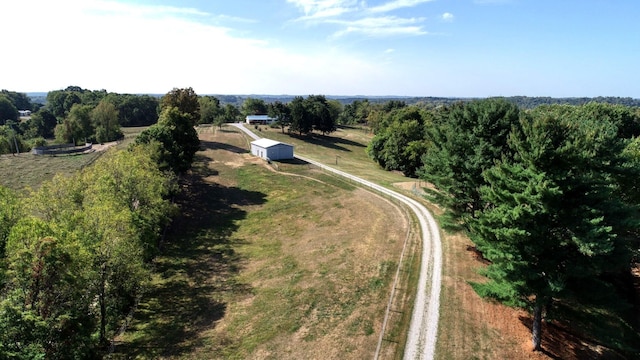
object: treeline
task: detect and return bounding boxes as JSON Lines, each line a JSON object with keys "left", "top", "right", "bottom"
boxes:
{"left": 0, "top": 87, "right": 162, "bottom": 155}
{"left": 159, "top": 94, "right": 640, "bottom": 110}
{"left": 0, "top": 88, "right": 201, "bottom": 358}
{"left": 369, "top": 98, "right": 640, "bottom": 353}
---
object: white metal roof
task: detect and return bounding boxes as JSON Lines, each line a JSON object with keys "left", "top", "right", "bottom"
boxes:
{"left": 251, "top": 138, "right": 291, "bottom": 148}
{"left": 246, "top": 115, "right": 274, "bottom": 120}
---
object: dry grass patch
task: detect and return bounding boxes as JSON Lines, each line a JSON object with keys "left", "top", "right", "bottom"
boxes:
{"left": 113, "top": 126, "right": 411, "bottom": 359}
{"left": 0, "top": 151, "right": 103, "bottom": 191}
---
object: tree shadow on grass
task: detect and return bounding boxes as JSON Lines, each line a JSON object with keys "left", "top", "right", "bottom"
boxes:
{"left": 275, "top": 158, "right": 309, "bottom": 166}
{"left": 288, "top": 132, "right": 365, "bottom": 152}
{"left": 200, "top": 140, "right": 248, "bottom": 154}
{"left": 112, "top": 166, "right": 266, "bottom": 358}
{"left": 518, "top": 312, "right": 635, "bottom": 360}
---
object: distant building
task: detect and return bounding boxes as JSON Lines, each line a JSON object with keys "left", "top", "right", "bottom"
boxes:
{"left": 250, "top": 138, "right": 294, "bottom": 161}
{"left": 18, "top": 110, "right": 31, "bottom": 117}
{"left": 246, "top": 114, "right": 276, "bottom": 125}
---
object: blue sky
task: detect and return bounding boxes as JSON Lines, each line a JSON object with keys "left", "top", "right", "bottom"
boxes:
{"left": 2, "top": 0, "right": 639, "bottom": 97}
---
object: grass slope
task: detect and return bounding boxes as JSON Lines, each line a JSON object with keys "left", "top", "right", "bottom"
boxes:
{"left": 111, "top": 126, "right": 412, "bottom": 359}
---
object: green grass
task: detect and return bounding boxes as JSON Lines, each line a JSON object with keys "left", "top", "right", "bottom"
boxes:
{"left": 255, "top": 125, "right": 410, "bottom": 187}
{"left": 111, "top": 126, "right": 415, "bottom": 359}
{"left": 0, "top": 151, "right": 103, "bottom": 191}
{"left": 0, "top": 126, "right": 148, "bottom": 192}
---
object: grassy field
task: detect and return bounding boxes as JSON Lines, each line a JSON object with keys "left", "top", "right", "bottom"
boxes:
{"left": 0, "top": 126, "right": 147, "bottom": 192}
{"left": 110, "top": 126, "right": 418, "bottom": 359}
{"left": 0, "top": 151, "right": 103, "bottom": 191}
{"left": 247, "top": 125, "right": 409, "bottom": 187}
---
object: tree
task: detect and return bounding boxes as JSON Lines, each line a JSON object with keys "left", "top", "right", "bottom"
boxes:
{"left": 289, "top": 96, "right": 312, "bottom": 135}
{"left": 3, "top": 218, "right": 95, "bottom": 358}
{"left": 135, "top": 106, "right": 200, "bottom": 173}
{"left": 0, "top": 186, "right": 21, "bottom": 261}
{"left": 305, "top": 95, "right": 336, "bottom": 135}
{"left": 63, "top": 93, "right": 82, "bottom": 115}
{"left": 382, "top": 100, "right": 406, "bottom": 112}
{"left": 0, "top": 122, "right": 27, "bottom": 155}
{"left": 367, "top": 106, "right": 429, "bottom": 177}
{"left": 82, "top": 146, "right": 176, "bottom": 260}
{"left": 25, "top": 108, "right": 57, "bottom": 138}
{"left": 0, "top": 90, "right": 32, "bottom": 111}
{"left": 268, "top": 101, "right": 291, "bottom": 133}
{"left": 199, "top": 95, "right": 222, "bottom": 125}
{"left": 338, "top": 99, "right": 369, "bottom": 125}
{"left": 161, "top": 87, "right": 200, "bottom": 125}
{"left": 0, "top": 96, "right": 18, "bottom": 125}
{"left": 470, "top": 110, "right": 639, "bottom": 351}
{"left": 419, "top": 98, "right": 521, "bottom": 228}
{"left": 222, "top": 103, "right": 241, "bottom": 123}
{"left": 326, "top": 99, "right": 343, "bottom": 125}
{"left": 91, "top": 100, "right": 122, "bottom": 143}
{"left": 241, "top": 97, "right": 268, "bottom": 116}
{"left": 107, "top": 93, "right": 159, "bottom": 127}
{"left": 54, "top": 103, "right": 93, "bottom": 144}
{"left": 75, "top": 196, "right": 147, "bottom": 344}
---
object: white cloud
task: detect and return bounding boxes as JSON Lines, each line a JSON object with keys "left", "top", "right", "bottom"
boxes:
{"left": 331, "top": 16, "right": 426, "bottom": 37}
{"left": 287, "top": 0, "right": 432, "bottom": 38}
{"left": 287, "top": 0, "right": 358, "bottom": 19}
{"left": 1, "top": 0, "right": 397, "bottom": 95}
{"left": 368, "top": 0, "right": 435, "bottom": 13}
{"left": 385, "top": 48, "right": 396, "bottom": 53}
{"left": 441, "top": 12, "right": 454, "bottom": 22}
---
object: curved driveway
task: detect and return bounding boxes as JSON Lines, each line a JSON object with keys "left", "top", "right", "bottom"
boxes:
{"left": 230, "top": 124, "right": 442, "bottom": 360}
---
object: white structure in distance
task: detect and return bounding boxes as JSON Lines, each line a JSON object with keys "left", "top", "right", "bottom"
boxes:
{"left": 250, "top": 138, "right": 294, "bottom": 161}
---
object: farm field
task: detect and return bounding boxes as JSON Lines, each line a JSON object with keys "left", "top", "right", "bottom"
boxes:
{"left": 110, "top": 125, "right": 417, "bottom": 359}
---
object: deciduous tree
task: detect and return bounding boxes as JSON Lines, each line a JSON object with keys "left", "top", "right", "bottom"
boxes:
{"left": 289, "top": 96, "right": 311, "bottom": 135}
{"left": 161, "top": 87, "right": 200, "bottom": 125}
{"left": 135, "top": 106, "right": 200, "bottom": 173}
{"left": 199, "top": 95, "right": 222, "bottom": 125}
{"left": 268, "top": 100, "right": 291, "bottom": 133}
{"left": 241, "top": 97, "right": 268, "bottom": 116}
{"left": 92, "top": 100, "right": 122, "bottom": 143}
{"left": 0, "top": 96, "right": 18, "bottom": 125}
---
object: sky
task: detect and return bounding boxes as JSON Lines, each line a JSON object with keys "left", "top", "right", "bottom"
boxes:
{"left": 2, "top": 0, "right": 639, "bottom": 97}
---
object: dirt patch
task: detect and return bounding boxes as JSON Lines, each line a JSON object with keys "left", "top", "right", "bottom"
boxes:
{"left": 393, "top": 180, "right": 438, "bottom": 197}
{"left": 91, "top": 141, "right": 118, "bottom": 152}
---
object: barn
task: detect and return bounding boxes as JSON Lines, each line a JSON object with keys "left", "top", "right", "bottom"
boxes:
{"left": 250, "top": 138, "right": 294, "bottom": 161}
{"left": 246, "top": 115, "right": 276, "bottom": 125}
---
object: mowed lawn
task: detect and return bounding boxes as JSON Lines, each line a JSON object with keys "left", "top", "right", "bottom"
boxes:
{"left": 247, "top": 125, "right": 409, "bottom": 187}
{"left": 112, "top": 126, "right": 412, "bottom": 359}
